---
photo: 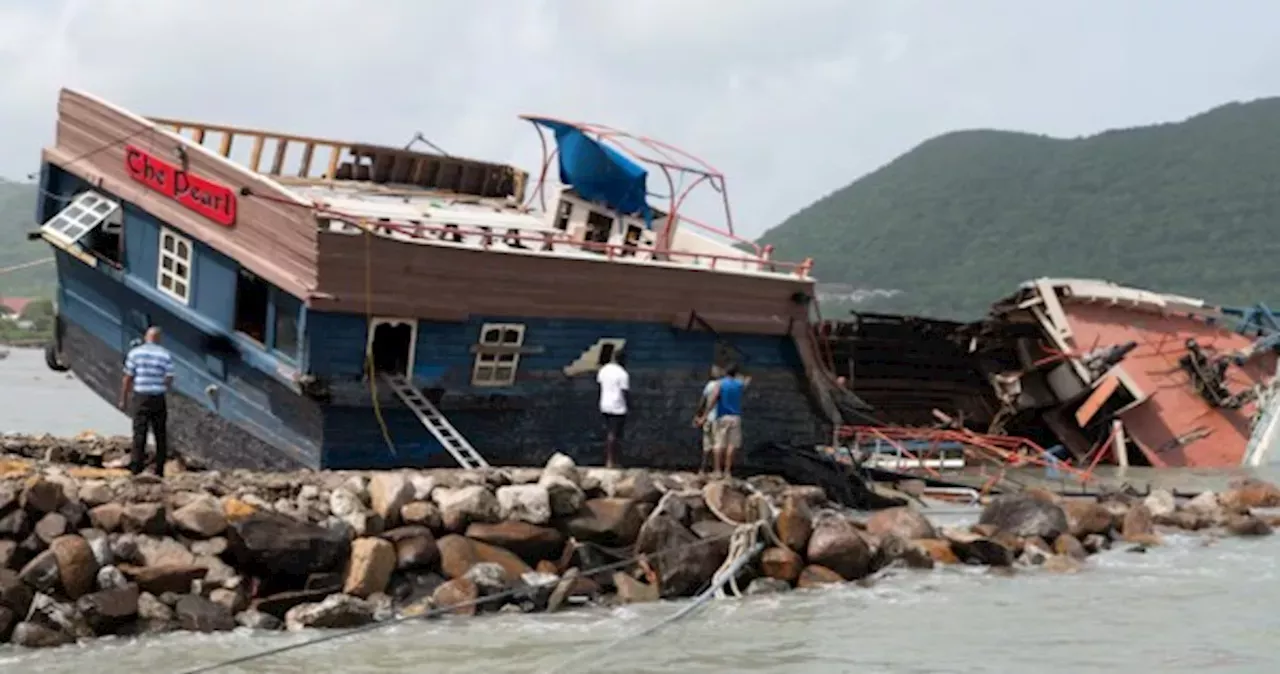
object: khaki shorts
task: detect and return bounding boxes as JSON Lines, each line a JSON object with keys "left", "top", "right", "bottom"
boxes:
{"left": 701, "top": 418, "right": 717, "bottom": 453}
{"left": 713, "top": 415, "right": 742, "bottom": 451}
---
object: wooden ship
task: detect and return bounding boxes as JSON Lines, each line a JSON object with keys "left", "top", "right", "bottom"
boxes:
{"left": 33, "top": 89, "right": 842, "bottom": 471}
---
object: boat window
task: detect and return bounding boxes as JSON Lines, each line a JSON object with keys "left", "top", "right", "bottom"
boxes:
{"left": 273, "top": 291, "right": 301, "bottom": 361}
{"left": 473, "top": 323, "right": 525, "bottom": 387}
{"left": 80, "top": 196, "right": 125, "bottom": 266}
{"left": 157, "top": 227, "right": 194, "bottom": 305}
{"left": 554, "top": 200, "right": 574, "bottom": 230}
{"left": 584, "top": 211, "right": 614, "bottom": 251}
{"left": 41, "top": 191, "right": 120, "bottom": 248}
{"left": 233, "top": 269, "right": 270, "bottom": 343}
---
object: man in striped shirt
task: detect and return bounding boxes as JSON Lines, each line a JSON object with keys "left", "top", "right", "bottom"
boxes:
{"left": 119, "top": 327, "right": 175, "bottom": 476}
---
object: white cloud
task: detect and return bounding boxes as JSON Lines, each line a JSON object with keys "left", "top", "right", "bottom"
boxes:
{"left": 1, "top": 0, "right": 1278, "bottom": 238}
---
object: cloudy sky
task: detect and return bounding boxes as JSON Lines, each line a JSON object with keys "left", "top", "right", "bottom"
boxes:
{"left": 1, "top": 0, "right": 1277, "bottom": 238}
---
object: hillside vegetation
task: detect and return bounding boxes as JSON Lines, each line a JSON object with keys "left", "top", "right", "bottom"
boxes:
{"left": 0, "top": 180, "right": 55, "bottom": 298}
{"left": 759, "top": 98, "right": 1280, "bottom": 320}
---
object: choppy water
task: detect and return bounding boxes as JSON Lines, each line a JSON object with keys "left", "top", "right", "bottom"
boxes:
{"left": 2, "top": 348, "right": 1279, "bottom": 673}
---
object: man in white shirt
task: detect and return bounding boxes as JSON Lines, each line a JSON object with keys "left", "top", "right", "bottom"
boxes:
{"left": 596, "top": 350, "right": 630, "bottom": 468}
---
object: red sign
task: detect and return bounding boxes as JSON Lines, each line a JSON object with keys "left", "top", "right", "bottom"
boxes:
{"left": 125, "top": 145, "right": 237, "bottom": 227}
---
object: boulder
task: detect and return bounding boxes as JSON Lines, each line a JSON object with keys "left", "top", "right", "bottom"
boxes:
{"left": 775, "top": 494, "right": 813, "bottom": 552}
{"left": 465, "top": 521, "right": 564, "bottom": 565}
{"left": 563, "top": 498, "right": 644, "bottom": 547}
{"left": 400, "top": 501, "right": 443, "bottom": 530}
{"left": 1053, "top": 534, "right": 1088, "bottom": 561}
{"left": 18, "top": 549, "right": 60, "bottom": 592}
{"left": 797, "top": 565, "right": 844, "bottom": 588}
{"left": 135, "top": 591, "right": 176, "bottom": 632}
{"left": 746, "top": 577, "right": 792, "bottom": 595}
{"left": 368, "top": 474, "right": 414, "bottom": 523}
{"left": 613, "top": 572, "right": 660, "bottom": 604}
{"left": 236, "top": 609, "right": 283, "bottom": 630}
{"left": 0, "top": 568, "right": 34, "bottom": 616}
{"left": 913, "top": 538, "right": 960, "bottom": 565}
{"left": 433, "top": 486, "right": 500, "bottom": 531}
{"left": 1121, "top": 503, "right": 1160, "bottom": 544}
{"left": 175, "top": 594, "right": 236, "bottom": 632}
{"left": 865, "top": 507, "right": 936, "bottom": 541}
{"left": 436, "top": 534, "right": 531, "bottom": 582}
{"left": 96, "top": 565, "right": 128, "bottom": 590}
{"left": 76, "top": 584, "right": 140, "bottom": 634}
{"left": 760, "top": 546, "right": 803, "bottom": 584}
{"left": 285, "top": 593, "right": 375, "bottom": 630}
{"left": 1142, "top": 489, "right": 1176, "bottom": 519}
{"left": 1182, "top": 492, "right": 1225, "bottom": 527}
{"left": 978, "top": 492, "right": 1069, "bottom": 541}
{"left": 118, "top": 564, "right": 208, "bottom": 595}
{"left": 0, "top": 540, "right": 16, "bottom": 569}
{"left": 120, "top": 503, "right": 167, "bottom": 535}
{"left": 10, "top": 621, "right": 74, "bottom": 648}
{"left": 635, "top": 512, "right": 723, "bottom": 597}
{"left": 496, "top": 484, "right": 552, "bottom": 525}
{"left": 1226, "top": 514, "right": 1274, "bottom": 537}
{"left": 464, "top": 562, "right": 509, "bottom": 596}
{"left": 806, "top": 514, "right": 873, "bottom": 580}
{"left": 613, "top": 472, "right": 662, "bottom": 504}
{"left": 78, "top": 481, "right": 113, "bottom": 507}
{"left": 50, "top": 534, "right": 98, "bottom": 599}
{"left": 538, "top": 474, "right": 586, "bottom": 517}
{"left": 382, "top": 527, "right": 439, "bottom": 571}
{"left": 943, "top": 529, "right": 1014, "bottom": 566}
{"left": 34, "top": 512, "right": 69, "bottom": 545}
{"left": 0, "top": 510, "right": 27, "bottom": 538}
{"left": 1220, "top": 478, "right": 1280, "bottom": 510}
{"left": 1061, "top": 499, "right": 1115, "bottom": 537}
{"left": 226, "top": 510, "right": 351, "bottom": 579}
{"left": 702, "top": 480, "right": 752, "bottom": 524}
{"left": 171, "top": 497, "right": 228, "bottom": 539}
{"left": 543, "top": 452, "right": 581, "bottom": 486}
{"left": 21, "top": 477, "right": 65, "bottom": 513}
{"left": 343, "top": 538, "right": 396, "bottom": 599}
{"left": 89, "top": 503, "right": 124, "bottom": 532}
{"left": 431, "top": 577, "right": 479, "bottom": 616}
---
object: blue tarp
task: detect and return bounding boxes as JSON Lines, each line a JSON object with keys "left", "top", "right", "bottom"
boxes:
{"left": 527, "top": 117, "right": 653, "bottom": 229}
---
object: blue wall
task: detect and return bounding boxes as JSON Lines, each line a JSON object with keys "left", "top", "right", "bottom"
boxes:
{"left": 307, "top": 311, "right": 812, "bottom": 469}
{"left": 42, "top": 163, "right": 320, "bottom": 466}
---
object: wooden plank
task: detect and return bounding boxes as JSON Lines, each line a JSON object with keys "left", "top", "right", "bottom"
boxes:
{"left": 299, "top": 143, "right": 316, "bottom": 177}
{"left": 270, "top": 140, "right": 289, "bottom": 175}
{"left": 218, "top": 132, "right": 233, "bottom": 157}
{"left": 249, "top": 135, "right": 265, "bottom": 172}
{"left": 1075, "top": 372, "right": 1121, "bottom": 426}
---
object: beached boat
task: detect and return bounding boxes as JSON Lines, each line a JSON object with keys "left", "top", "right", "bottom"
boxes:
{"left": 33, "top": 89, "right": 841, "bottom": 471}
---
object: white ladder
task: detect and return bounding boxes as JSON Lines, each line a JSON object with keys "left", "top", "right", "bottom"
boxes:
{"left": 381, "top": 374, "right": 490, "bottom": 469}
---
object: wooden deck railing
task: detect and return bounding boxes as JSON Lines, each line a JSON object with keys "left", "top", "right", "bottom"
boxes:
{"left": 325, "top": 212, "right": 815, "bottom": 279}
{"left": 148, "top": 118, "right": 527, "bottom": 201}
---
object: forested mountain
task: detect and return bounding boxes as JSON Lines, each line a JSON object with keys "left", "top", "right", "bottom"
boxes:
{"left": 760, "top": 98, "right": 1280, "bottom": 320}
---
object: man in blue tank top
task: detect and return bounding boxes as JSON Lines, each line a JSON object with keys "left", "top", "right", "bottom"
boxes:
{"left": 704, "top": 364, "right": 750, "bottom": 477}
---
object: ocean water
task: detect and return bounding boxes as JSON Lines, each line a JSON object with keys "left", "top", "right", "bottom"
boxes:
{"left": 1, "top": 347, "right": 1278, "bottom": 674}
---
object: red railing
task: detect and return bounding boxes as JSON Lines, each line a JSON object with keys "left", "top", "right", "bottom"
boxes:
{"left": 320, "top": 210, "right": 815, "bottom": 278}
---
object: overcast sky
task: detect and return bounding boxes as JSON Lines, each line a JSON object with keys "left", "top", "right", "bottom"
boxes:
{"left": 2, "top": 0, "right": 1277, "bottom": 238}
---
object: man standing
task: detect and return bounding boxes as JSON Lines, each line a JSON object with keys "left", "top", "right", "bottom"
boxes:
{"left": 692, "top": 365, "right": 723, "bottom": 474}
{"left": 703, "top": 364, "right": 750, "bottom": 477}
{"left": 596, "top": 350, "right": 629, "bottom": 468}
{"left": 119, "top": 327, "right": 175, "bottom": 476}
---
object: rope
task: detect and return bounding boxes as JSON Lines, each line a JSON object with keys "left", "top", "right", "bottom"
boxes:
{"left": 174, "top": 525, "right": 750, "bottom": 674}
{"left": 358, "top": 219, "right": 396, "bottom": 456}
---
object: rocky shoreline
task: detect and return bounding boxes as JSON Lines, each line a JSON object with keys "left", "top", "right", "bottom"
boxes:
{"left": 0, "top": 433, "right": 1277, "bottom": 652}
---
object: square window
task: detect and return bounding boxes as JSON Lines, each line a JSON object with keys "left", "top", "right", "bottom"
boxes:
{"left": 471, "top": 323, "right": 525, "bottom": 386}
{"left": 40, "top": 191, "right": 121, "bottom": 248}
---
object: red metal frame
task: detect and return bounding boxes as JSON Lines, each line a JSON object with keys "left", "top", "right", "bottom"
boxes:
{"left": 518, "top": 114, "right": 758, "bottom": 256}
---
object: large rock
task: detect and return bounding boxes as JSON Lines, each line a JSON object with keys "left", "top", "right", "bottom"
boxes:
{"left": 34, "top": 512, "right": 69, "bottom": 545}
{"left": 496, "top": 484, "right": 552, "bottom": 525}
{"left": 21, "top": 477, "right": 65, "bottom": 513}
{"left": 175, "top": 594, "right": 236, "bottom": 632}
{"left": 613, "top": 572, "right": 660, "bottom": 604}
{"left": 10, "top": 621, "right": 74, "bottom": 648}
{"left": 943, "top": 529, "right": 1014, "bottom": 566}
{"left": 702, "top": 481, "right": 752, "bottom": 524}
{"left": 1061, "top": 499, "right": 1115, "bottom": 537}
{"left": 913, "top": 538, "right": 960, "bottom": 564}
{"left": 0, "top": 568, "right": 34, "bottom": 616}
{"left": 1220, "top": 478, "right": 1280, "bottom": 510}
{"left": 1143, "top": 490, "right": 1176, "bottom": 519}
{"left": 120, "top": 503, "right": 167, "bottom": 535}
{"left": 865, "top": 507, "right": 936, "bottom": 541}
{"left": 613, "top": 472, "right": 662, "bottom": 504}
{"left": 775, "top": 494, "right": 813, "bottom": 552}
{"left": 978, "top": 492, "right": 1069, "bottom": 541}
{"left": 806, "top": 514, "right": 873, "bottom": 580}
{"left": 538, "top": 474, "right": 586, "bottom": 517}
{"left": 50, "top": 535, "right": 98, "bottom": 599}
{"left": 369, "top": 474, "right": 414, "bottom": 523}
{"left": 563, "top": 498, "right": 644, "bottom": 547}
{"left": 400, "top": 501, "right": 443, "bottom": 530}
{"left": 635, "top": 512, "right": 723, "bottom": 597}
{"left": 89, "top": 503, "right": 124, "bottom": 532}
{"left": 18, "top": 549, "right": 60, "bottom": 592}
{"left": 543, "top": 452, "right": 581, "bottom": 486}
{"left": 1182, "top": 492, "right": 1225, "bottom": 527}
{"left": 343, "top": 537, "right": 396, "bottom": 598}
{"left": 285, "top": 593, "right": 374, "bottom": 630}
{"left": 760, "top": 546, "right": 803, "bottom": 584}
{"left": 797, "top": 565, "right": 844, "bottom": 588}
{"left": 436, "top": 534, "right": 531, "bottom": 581}
{"left": 118, "top": 564, "right": 208, "bottom": 595}
{"left": 1121, "top": 503, "right": 1160, "bottom": 544}
{"left": 381, "top": 526, "right": 439, "bottom": 571}
{"left": 171, "top": 497, "right": 227, "bottom": 538}
{"left": 226, "top": 510, "right": 351, "bottom": 579}
{"left": 433, "top": 486, "right": 500, "bottom": 532}
{"left": 76, "top": 584, "right": 139, "bottom": 634}
{"left": 465, "top": 521, "right": 564, "bottom": 565}
{"left": 431, "top": 577, "right": 479, "bottom": 616}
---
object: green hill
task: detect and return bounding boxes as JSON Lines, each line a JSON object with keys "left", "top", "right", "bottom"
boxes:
{"left": 0, "top": 179, "right": 55, "bottom": 298}
{"left": 759, "top": 98, "right": 1280, "bottom": 320}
